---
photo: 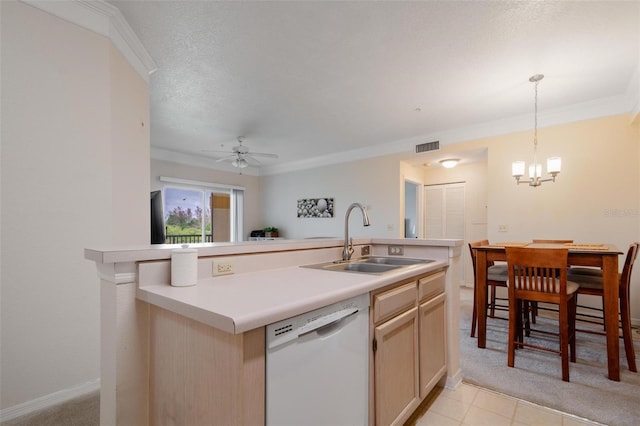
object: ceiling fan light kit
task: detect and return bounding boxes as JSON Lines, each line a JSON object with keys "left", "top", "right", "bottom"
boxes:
{"left": 232, "top": 158, "right": 249, "bottom": 169}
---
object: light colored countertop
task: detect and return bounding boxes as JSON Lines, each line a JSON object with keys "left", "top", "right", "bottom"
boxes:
{"left": 85, "top": 237, "right": 461, "bottom": 264}
{"left": 137, "top": 260, "right": 448, "bottom": 334}
{"left": 87, "top": 237, "right": 459, "bottom": 334}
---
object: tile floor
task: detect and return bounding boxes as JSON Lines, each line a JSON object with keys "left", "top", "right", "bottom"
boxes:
{"left": 408, "top": 382, "right": 602, "bottom": 426}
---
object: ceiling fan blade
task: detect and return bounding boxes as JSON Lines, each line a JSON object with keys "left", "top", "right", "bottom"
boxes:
{"left": 204, "top": 136, "right": 278, "bottom": 163}
{"left": 215, "top": 154, "right": 237, "bottom": 162}
{"left": 249, "top": 152, "right": 279, "bottom": 158}
{"left": 244, "top": 156, "right": 262, "bottom": 166}
{"left": 203, "top": 149, "right": 234, "bottom": 154}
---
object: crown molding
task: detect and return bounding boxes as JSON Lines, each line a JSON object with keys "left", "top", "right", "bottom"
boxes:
{"left": 21, "top": 0, "right": 156, "bottom": 83}
{"left": 153, "top": 94, "right": 634, "bottom": 177}
{"left": 260, "top": 94, "right": 635, "bottom": 176}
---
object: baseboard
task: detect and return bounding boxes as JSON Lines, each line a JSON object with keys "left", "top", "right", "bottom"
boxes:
{"left": 0, "top": 379, "right": 100, "bottom": 422}
{"left": 444, "top": 368, "right": 463, "bottom": 390}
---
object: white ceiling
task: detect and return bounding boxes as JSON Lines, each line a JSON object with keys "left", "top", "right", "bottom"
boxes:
{"left": 108, "top": 0, "right": 639, "bottom": 175}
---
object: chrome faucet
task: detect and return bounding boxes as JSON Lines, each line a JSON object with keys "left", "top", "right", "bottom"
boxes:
{"left": 343, "top": 203, "right": 371, "bottom": 261}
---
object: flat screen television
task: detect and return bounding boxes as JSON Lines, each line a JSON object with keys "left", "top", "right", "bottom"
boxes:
{"left": 150, "top": 190, "right": 166, "bottom": 244}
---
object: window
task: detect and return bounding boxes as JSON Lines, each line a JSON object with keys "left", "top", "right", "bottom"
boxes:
{"left": 160, "top": 177, "right": 245, "bottom": 243}
{"left": 164, "top": 187, "right": 213, "bottom": 243}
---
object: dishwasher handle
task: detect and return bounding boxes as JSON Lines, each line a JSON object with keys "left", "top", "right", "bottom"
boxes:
{"left": 267, "top": 305, "right": 363, "bottom": 350}
{"left": 298, "top": 307, "right": 359, "bottom": 338}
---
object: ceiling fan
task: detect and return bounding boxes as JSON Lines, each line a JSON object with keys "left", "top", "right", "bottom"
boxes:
{"left": 204, "top": 136, "right": 278, "bottom": 169}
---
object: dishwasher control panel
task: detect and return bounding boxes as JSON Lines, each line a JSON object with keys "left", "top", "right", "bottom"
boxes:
{"left": 266, "top": 293, "right": 370, "bottom": 350}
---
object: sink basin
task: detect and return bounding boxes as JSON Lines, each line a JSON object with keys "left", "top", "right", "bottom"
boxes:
{"left": 320, "top": 262, "right": 401, "bottom": 274}
{"left": 362, "top": 257, "right": 434, "bottom": 266}
{"left": 302, "top": 256, "right": 434, "bottom": 275}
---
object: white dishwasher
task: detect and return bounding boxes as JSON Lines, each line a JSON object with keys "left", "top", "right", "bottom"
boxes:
{"left": 266, "top": 293, "right": 370, "bottom": 426}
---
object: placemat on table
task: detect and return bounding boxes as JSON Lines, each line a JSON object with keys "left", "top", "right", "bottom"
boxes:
{"left": 489, "top": 242, "right": 530, "bottom": 247}
{"left": 563, "top": 243, "right": 609, "bottom": 250}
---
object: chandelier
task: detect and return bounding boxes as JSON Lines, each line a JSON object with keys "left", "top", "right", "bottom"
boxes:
{"left": 511, "top": 74, "right": 561, "bottom": 187}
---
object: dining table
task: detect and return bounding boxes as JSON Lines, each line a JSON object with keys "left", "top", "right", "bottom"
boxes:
{"left": 473, "top": 242, "right": 623, "bottom": 381}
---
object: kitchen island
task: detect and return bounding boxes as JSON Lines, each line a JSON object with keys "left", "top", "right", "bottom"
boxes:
{"left": 85, "top": 237, "right": 463, "bottom": 425}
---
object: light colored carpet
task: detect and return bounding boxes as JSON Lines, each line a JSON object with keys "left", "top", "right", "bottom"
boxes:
{"left": 459, "top": 290, "right": 640, "bottom": 426}
{"left": 1, "top": 391, "right": 98, "bottom": 426}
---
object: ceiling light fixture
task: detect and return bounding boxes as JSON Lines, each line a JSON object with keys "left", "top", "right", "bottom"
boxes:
{"left": 512, "top": 74, "right": 561, "bottom": 187}
{"left": 440, "top": 159, "right": 459, "bottom": 169}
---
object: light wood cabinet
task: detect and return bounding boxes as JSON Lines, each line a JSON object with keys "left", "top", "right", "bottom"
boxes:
{"left": 371, "top": 270, "right": 446, "bottom": 426}
{"left": 373, "top": 306, "right": 419, "bottom": 426}
{"left": 419, "top": 293, "right": 446, "bottom": 399}
{"left": 418, "top": 271, "right": 447, "bottom": 399}
{"left": 148, "top": 306, "right": 265, "bottom": 426}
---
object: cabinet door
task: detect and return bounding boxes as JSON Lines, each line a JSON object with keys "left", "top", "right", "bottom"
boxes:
{"left": 419, "top": 293, "right": 446, "bottom": 399}
{"left": 374, "top": 307, "right": 419, "bottom": 426}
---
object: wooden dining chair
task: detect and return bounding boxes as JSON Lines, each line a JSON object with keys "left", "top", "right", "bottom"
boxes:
{"left": 567, "top": 242, "right": 639, "bottom": 372}
{"left": 469, "top": 240, "right": 509, "bottom": 338}
{"left": 505, "top": 246, "right": 578, "bottom": 382}
{"left": 528, "top": 240, "right": 574, "bottom": 321}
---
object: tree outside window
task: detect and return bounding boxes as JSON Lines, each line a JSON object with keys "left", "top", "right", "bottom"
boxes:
{"left": 164, "top": 187, "right": 213, "bottom": 243}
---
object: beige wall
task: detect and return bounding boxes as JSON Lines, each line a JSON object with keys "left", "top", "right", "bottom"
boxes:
{"left": 110, "top": 45, "right": 150, "bottom": 245}
{"left": 427, "top": 114, "right": 640, "bottom": 321}
{"left": 486, "top": 115, "right": 638, "bottom": 245}
{"left": 260, "top": 156, "right": 403, "bottom": 239}
{"left": 1, "top": 1, "right": 149, "bottom": 410}
{"left": 150, "top": 159, "right": 262, "bottom": 239}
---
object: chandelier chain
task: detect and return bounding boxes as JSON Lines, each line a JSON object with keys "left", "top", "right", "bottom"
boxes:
{"left": 533, "top": 78, "right": 539, "bottom": 165}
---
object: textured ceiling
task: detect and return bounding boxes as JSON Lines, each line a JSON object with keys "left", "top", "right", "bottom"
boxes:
{"left": 108, "top": 0, "right": 639, "bottom": 174}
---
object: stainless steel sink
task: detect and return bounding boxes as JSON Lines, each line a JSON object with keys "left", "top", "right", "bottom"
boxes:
{"left": 362, "top": 256, "right": 434, "bottom": 266}
{"left": 302, "top": 256, "right": 434, "bottom": 275}
{"left": 320, "top": 262, "right": 401, "bottom": 274}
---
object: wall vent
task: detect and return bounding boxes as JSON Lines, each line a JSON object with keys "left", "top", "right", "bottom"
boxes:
{"left": 415, "top": 141, "right": 440, "bottom": 153}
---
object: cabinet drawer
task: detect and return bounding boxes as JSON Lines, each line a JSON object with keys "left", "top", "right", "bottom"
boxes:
{"left": 373, "top": 282, "right": 417, "bottom": 324}
{"left": 418, "top": 271, "right": 445, "bottom": 302}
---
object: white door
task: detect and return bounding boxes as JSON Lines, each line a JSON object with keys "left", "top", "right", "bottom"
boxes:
{"left": 425, "top": 183, "right": 465, "bottom": 286}
{"left": 424, "top": 183, "right": 465, "bottom": 239}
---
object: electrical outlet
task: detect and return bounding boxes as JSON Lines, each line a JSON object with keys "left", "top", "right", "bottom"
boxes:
{"left": 498, "top": 224, "right": 508, "bottom": 232}
{"left": 361, "top": 245, "right": 371, "bottom": 256}
{"left": 388, "top": 245, "right": 404, "bottom": 256}
{"left": 212, "top": 259, "right": 234, "bottom": 276}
